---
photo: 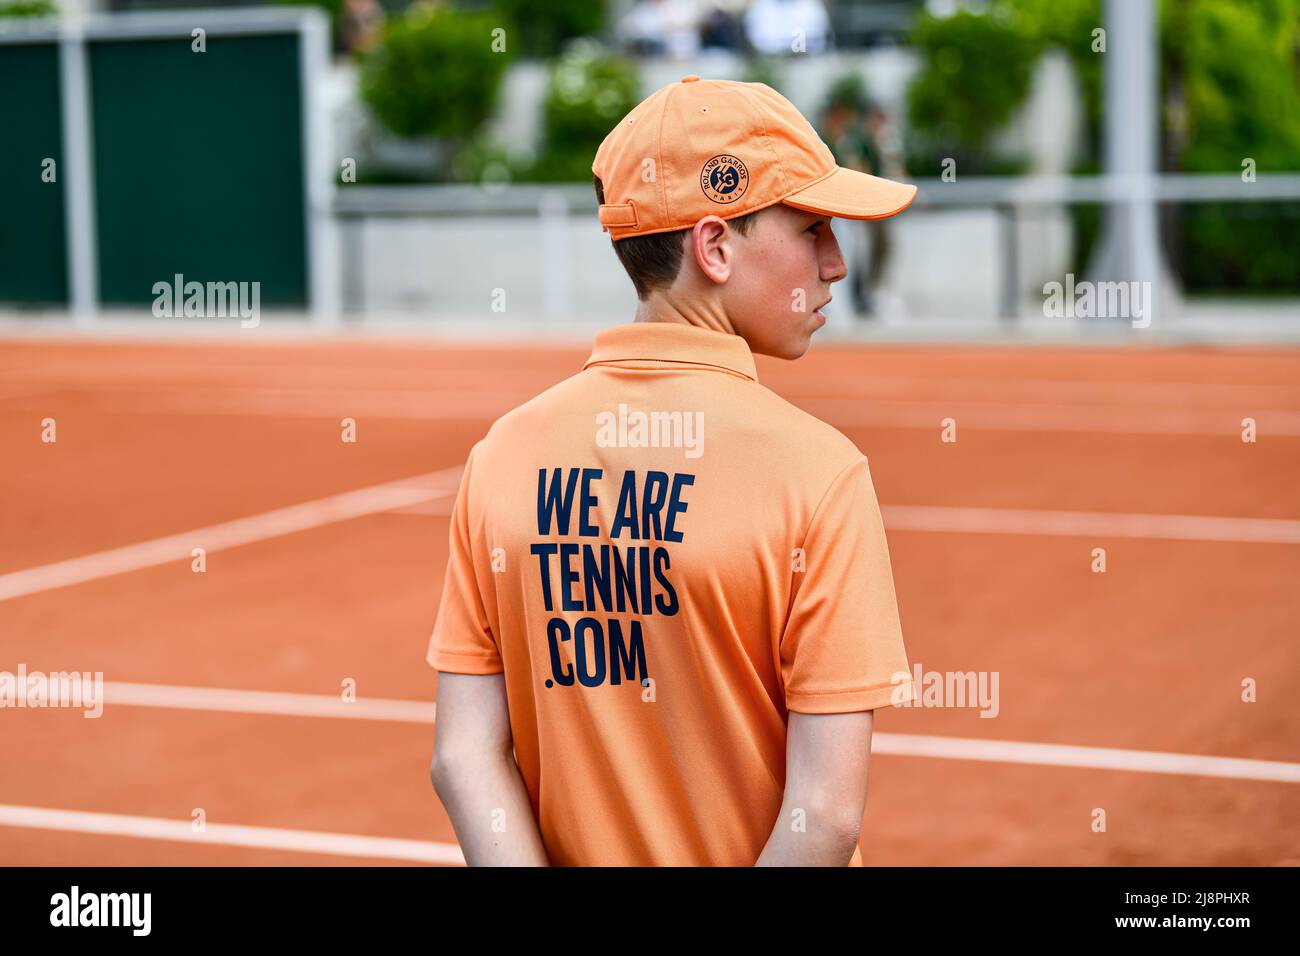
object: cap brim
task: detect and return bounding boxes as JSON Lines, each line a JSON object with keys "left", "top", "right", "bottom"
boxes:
{"left": 783, "top": 166, "right": 917, "bottom": 221}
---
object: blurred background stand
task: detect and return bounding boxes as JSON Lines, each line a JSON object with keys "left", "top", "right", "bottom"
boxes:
{"left": 1084, "top": 0, "right": 1181, "bottom": 328}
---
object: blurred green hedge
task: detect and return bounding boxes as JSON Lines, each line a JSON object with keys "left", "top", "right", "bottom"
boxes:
{"left": 359, "top": 1, "right": 512, "bottom": 178}
{"left": 456, "top": 39, "right": 639, "bottom": 185}
{"left": 1166, "top": 0, "right": 1300, "bottom": 292}
{"left": 525, "top": 40, "right": 639, "bottom": 182}
{"left": 905, "top": 8, "right": 1043, "bottom": 176}
{"left": 0, "top": 1, "right": 57, "bottom": 16}
{"left": 486, "top": 0, "right": 606, "bottom": 60}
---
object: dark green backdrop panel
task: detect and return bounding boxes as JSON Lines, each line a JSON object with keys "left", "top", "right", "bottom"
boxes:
{"left": 0, "top": 42, "right": 68, "bottom": 306}
{"left": 89, "top": 32, "right": 307, "bottom": 307}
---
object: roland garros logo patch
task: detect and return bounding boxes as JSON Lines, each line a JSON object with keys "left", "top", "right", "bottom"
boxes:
{"left": 700, "top": 154, "right": 749, "bottom": 204}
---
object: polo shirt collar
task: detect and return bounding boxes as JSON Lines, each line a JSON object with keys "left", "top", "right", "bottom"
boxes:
{"left": 583, "top": 321, "right": 758, "bottom": 383}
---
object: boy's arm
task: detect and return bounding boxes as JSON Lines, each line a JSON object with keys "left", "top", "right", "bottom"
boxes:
{"left": 429, "top": 672, "right": 550, "bottom": 866}
{"left": 756, "top": 709, "right": 874, "bottom": 866}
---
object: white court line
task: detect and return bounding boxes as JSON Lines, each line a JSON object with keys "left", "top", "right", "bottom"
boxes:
{"left": 871, "top": 733, "right": 1300, "bottom": 783}
{"left": 1, "top": 683, "right": 1293, "bottom": 859}
{"left": 14, "top": 385, "right": 1300, "bottom": 436}
{"left": 385, "top": 496, "right": 455, "bottom": 516}
{"left": 798, "top": 399, "right": 1300, "bottom": 437}
{"left": 0, "top": 467, "right": 462, "bottom": 602}
{"left": 882, "top": 505, "right": 1300, "bottom": 544}
{"left": 6, "top": 358, "right": 1300, "bottom": 404}
{"left": 0, "top": 804, "right": 464, "bottom": 865}
{"left": 3, "top": 471, "right": 1295, "bottom": 604}
{"left": 120, "top": 397, "right": 1300, "bottom": 437}
{"left": 103, "top": 681, "right": 437, "bottom": 723}
{"left": 81, "top": 681, "right": 1300, "bottom": 784}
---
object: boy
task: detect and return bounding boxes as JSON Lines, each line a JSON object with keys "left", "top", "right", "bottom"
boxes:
{"left": 428, "top": 76, "right": 917, "bottom": 866}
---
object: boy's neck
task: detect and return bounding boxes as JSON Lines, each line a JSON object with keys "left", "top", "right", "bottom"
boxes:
{"left": 633, "top": 295, "right": 736, "bottom": 336}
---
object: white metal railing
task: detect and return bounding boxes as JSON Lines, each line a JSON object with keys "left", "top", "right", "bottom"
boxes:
{"left": 332, "top": 173, "right": 1300, "bottom": 321}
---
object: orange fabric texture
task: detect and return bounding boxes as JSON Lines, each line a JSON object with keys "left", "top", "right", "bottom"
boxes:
{"left": 428, "top": 322, "right": 916, "bottom": 865}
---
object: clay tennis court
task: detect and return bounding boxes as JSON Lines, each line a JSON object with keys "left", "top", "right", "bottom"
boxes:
{"left": 1, "top": 332, "right": 1297, "bottom": 866}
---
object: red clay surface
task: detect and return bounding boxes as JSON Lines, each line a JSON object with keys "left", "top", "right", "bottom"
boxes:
{"left": 0, "top": 335, "right": 1297, "bottom": 866}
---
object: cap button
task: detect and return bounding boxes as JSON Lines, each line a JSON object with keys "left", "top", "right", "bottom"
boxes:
{"left": 680, "top": 74, "right": 700, "bottom": 83}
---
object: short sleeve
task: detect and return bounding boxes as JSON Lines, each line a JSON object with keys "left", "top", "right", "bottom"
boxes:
{"left": 426, "top": 444, "right": 503, "bottom": 674}
{"left": 780, "top": 456, "right": 915, "bottom": 713}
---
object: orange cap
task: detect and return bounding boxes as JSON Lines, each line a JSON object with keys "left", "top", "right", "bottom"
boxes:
{"left": 593, "top": 75, "right": 917, "bottom": 242}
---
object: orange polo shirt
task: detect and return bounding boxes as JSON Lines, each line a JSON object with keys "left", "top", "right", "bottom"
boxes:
{"left": 427, "top": 321, "right": 915, "bottom": 866}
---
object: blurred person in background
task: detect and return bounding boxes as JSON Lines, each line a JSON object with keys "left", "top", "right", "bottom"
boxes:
{"left": 862, "top": 104, "right": 908, "bottom": 319}
{"left": 341, "top": 0, "right": 386, "bottom": 55}
{"left": 818, "top": 76, "right": 883, "bottom": 319}
{"left": 620, "top": 0, "right": 703, "bottom": 58}
{"left": 818, "top": 78, "right": 909, "bottom": 321}
{"left": 744, "top": 0, "right": 831, "bottom": 55}
{"left": 699, "top": 0, "right": 749, "bottom": 51}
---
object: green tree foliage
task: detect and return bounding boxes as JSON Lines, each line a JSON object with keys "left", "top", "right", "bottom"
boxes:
{"left": 1164, "top": 0, "right": 1300, "bottom": 291}
{"left": 521, "top": 40, "right": 639, "bottom": 182}
{"left": 360, "top": 1, "right": 512, "bottom": 142}
{"left": 905, "top": 8, "right": 1043, "bottom": 175}
{"left": 1167, "top": 0, "right": 1300, "bottom": 171}
{"left": 487, "top": 0, "right": 606, "bottom": 59}
{"left": 1008, "top": 0, "right": 1103, "bottom": 158}
{"left": 0, "top": 1, "right": 57, "bottom": 16}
